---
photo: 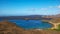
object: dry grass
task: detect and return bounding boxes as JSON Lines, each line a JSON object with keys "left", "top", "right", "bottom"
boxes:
{"left": 0, "top": 21, "right": 60, "bottom": 34}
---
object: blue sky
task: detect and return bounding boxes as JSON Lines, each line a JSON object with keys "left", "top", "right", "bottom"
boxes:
{"left": 0, "top": 0, "right": 60, "bottom": 16}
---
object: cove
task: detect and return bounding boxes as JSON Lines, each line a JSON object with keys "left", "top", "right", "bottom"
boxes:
{"left": 8, "top": 20, "right": 52, "bottom": 30}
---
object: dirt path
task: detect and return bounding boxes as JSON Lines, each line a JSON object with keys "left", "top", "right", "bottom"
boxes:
{"left": 49, "top": 22, "right": 60, "bottom": 29}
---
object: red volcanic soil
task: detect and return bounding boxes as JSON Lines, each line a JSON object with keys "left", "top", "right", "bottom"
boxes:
{"left": 0, "top": 21, "right": 60, "bottom": 34}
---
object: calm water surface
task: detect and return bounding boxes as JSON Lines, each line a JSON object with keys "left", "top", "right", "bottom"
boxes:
{"left": 8, "top": 20, "right": 52, "bottom": 30}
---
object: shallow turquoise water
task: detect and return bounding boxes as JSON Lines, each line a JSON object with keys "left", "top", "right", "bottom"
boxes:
{"left": 8, "top": 20, "right": 52, "bottom": 30}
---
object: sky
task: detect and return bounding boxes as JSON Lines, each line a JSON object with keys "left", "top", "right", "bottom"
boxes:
{"left": 0, "top": 0, "right": 60, "bottom": 16}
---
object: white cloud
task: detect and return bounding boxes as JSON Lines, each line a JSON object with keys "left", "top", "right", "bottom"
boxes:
{"left": 40, "top": 8, "right": 48, "bottom": 10}
{"left": 57, "top": 10, "right": 60, "bottom": 12}
{"left": 25, "top": 8, "right": 36, "bottom": 11}
{"left": 48, "top": 5, "right": 60, "bottom": 9}
{"left": 49, "top": 6, "right": 53, "bottom": 8}
{"left": 57, "top": 5, "right": 60, "bottom": 8}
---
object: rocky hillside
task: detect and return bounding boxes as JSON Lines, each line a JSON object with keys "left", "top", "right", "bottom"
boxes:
{"left": 43, "top": 14, "right": 60, "bottom": 18}
{"left": 0, "top": 21, "right": 60, "bottom": 34}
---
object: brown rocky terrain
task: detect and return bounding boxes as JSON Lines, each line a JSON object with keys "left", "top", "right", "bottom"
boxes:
{"left": 50, "top": 18, "right": 60, "bottom": 23}
{"left": 0, "top": 21, "right": 60, "bottom": 34}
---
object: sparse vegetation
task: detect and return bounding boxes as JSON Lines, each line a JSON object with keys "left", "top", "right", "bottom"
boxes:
{"left": 50, "top": 18, "right": 60, "bottom": 23}
{"left": 53, "top": 24, "right": 60, "bottom": 31}
{"left": 0, "top": 21, "right": 60, "bottom": 34}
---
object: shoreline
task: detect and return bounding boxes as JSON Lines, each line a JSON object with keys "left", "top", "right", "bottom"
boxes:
{"left": 49, "top": 22, "right": 60, "bottom": 29}
{"left": 35, "top": 20, "right": 60, "bottom": 30}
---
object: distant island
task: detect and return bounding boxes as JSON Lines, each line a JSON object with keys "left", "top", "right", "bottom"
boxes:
{"left": 0, "top": 14, "right": 60, "bottom": 20}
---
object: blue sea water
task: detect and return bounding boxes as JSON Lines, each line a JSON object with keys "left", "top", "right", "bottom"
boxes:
{"left": 8, "top": 20, "right": 52, "bottom": 30}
